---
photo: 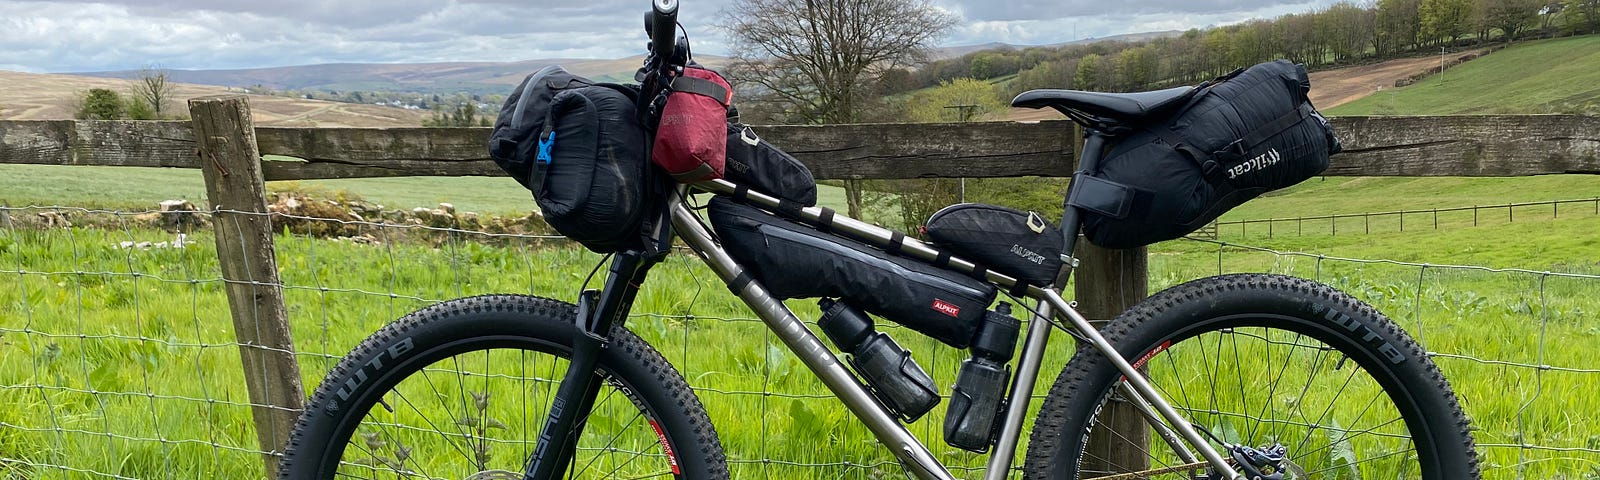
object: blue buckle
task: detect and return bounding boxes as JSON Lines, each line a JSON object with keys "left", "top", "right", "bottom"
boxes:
{"left": 536, "top": 131, "right": 557, "bottom": 164}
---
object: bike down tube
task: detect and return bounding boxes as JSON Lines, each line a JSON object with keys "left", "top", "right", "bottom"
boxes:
{"left": 1039, "top": 288, "right": 1242, "bottom": 480}
{"left": 667, "top": 188, "right": 957, "bottom": 480}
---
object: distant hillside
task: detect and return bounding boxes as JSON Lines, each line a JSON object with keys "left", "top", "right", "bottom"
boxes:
{"left": 0, "top": 70, "right": 426, "bottom": 127}
{"left": 75, "top": 56, "right": 728, "bottom": 95}
{"left": 932, "top": 31, "right": 1183, "bottom": 60}
{"left": 1328, "top": 35, "right": 1600, "bottom": 116}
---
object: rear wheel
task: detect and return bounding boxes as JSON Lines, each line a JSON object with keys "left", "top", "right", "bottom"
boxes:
{"left": 1025, "top": 274, "right": 1478, "bottom": 479}
{"left": 278, "top": 294, "right": 728, "bottom": 479}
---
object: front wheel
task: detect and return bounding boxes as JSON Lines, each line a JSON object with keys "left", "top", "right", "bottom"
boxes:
{"left": 1025, "top": 274, "right": 1478, "bottom": 479}
{"left": 278, "top": 294, "right": 729, "bottom": 479}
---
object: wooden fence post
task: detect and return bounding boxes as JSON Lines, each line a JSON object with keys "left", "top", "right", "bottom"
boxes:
{"left": 1076, "top": 242, "right": 1150, "bottom": 473}
{"left": 190, "top": 95, "right": 304, "bottom": 477}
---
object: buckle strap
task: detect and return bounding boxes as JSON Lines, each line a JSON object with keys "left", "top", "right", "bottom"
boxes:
{"left": 671, "top": 76, "right": 731, "bottom": 106}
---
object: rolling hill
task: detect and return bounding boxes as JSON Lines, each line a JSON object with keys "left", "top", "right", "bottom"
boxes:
{"left": 74, "top": 56, "right": 728, "bottom": 95}
{"left": 0, "top": 70, "right": 427, "bottom": 127}
{"left": 1327, "top": 35, "right": 1600, "bottom": 115}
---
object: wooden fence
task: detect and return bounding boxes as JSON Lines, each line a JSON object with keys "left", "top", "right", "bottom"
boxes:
{"left": 1, "top": 97, "right": 1598, "bottom": 475}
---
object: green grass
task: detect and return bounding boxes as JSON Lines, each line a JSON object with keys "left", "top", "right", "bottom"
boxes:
{"left": 1328, "top": 35, "right": 1600, "bottom": 116}
{"left": 3, "top": 196, "right": 1599, "bottom": 478}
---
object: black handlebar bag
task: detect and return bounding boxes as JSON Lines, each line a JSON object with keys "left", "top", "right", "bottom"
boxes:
{"left": 1070, "top": 60, "right": 1342, "bottom": 249}
{"left": 489, "top": 66, "right": 652, "bottom": 253}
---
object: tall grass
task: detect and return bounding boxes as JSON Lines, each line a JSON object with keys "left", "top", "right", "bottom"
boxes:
{"left": 2, "top": 209, "right": 1599, "bottom": 478}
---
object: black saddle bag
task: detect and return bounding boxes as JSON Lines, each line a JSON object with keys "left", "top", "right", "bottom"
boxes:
{"left": 924, "top": 204, "right": 1064, "bottom": 289}
{"left": 488, "top": 66, "right": 653, "bottom": 252}
{"left": 709, "top": 197, "right": 996, "bottom": 348}
{"left": 1070, "top": 60, "right": 1341, "bottom": 249}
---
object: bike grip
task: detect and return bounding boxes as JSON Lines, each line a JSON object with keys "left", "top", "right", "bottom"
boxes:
{"left": 650, "top": 0, "right": 679, "bottom": 61}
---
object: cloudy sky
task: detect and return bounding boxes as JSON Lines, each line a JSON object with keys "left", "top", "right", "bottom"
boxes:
{"left": 0, "top": 0, "right": 1340, "bottom": 73}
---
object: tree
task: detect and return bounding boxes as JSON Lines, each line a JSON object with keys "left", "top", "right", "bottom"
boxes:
{"left": 131, "top": 66, "right": 175, "bottom": 118}
{"left": 1568, "top": 0, "right": 1600, "bottom": 34}
{"left": 1421, "top": 0, "right": 1474, "bottom": 45}
{"left": 1073, "top": 53, "right": 1104, "bottom": 91}
{"left": 1378, "top": 0, "right": 1423, "bottom": 55}
{"left": 1479, "top": 0, "right": 1544, "bottom": 41}
{"left": 76, "top": 89, "right": 126, "bottom": 120}
{"left": 424, "top": 100, "right": 486, "bottom": 127}
{"left": 721, "top": 0, "right": 957, "bottom": 218}
{"left": 903, "top": 78, "right": 1006, "bottom": 123}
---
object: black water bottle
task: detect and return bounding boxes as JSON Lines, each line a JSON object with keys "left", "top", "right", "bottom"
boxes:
{"left": 944, "top": 303, "right": 1020, "bottom": 452}
{"left": 818, "top": 298, "right": 940, "bottom": 422}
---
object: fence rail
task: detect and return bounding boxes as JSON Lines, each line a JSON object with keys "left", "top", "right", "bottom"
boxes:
{"left": 2, "top": 104, "right": 1599, "bottom": 479}
{"left": 1213, "top": 197, "right": 1600, "bottom": 238}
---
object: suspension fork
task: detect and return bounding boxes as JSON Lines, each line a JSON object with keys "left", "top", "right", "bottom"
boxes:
{"left": 524, "top": 249, "right": 664, "bottom": 479}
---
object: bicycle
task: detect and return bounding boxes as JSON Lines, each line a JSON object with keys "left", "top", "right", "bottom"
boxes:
{"left": 276, "top": 1, "right": 1479, "bottom": 478}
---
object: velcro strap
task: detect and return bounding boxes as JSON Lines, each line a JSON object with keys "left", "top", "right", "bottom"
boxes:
{"left": 732, "top": 184, "right": 751, "bottom": 201}
{"left": 728, "top": 270, "right": 755, "bottom": 294}
{"left": 1009, "top": 282, "right": 1033, "bottom": 297}
{"left": 817, "top": 207, "right": 835, "bottom": 233}
{"left": 1066, "top": 174, "right": 1137, "bottom": 220}
{"left": 934, "top": 251, "right": 951, "bottom": 267}
{"left": 776, "top": 199, "right": 803, "bottom": 218}
{"left": 968, "top": 266, "right": 989, "bottom": 281}
{"left": 887, "top": 231, "right": 905, "bottom": 256}
{"left": 672, "top": 77, "right": 731, "bottom": 106}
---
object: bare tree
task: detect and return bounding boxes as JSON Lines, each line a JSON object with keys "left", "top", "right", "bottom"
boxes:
{"left": 721, "top": 0, "right": 957, "bottom": 218}
{"left": 131, "top": 66, "right": 175, "bottom": 119}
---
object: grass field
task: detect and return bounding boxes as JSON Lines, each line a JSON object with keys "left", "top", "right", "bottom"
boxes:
{"left": 1327, "top": 35, "right": 1600, "bottom": 116}
{"left": 3, "top": 183, "right": 1599, "bottom": 478}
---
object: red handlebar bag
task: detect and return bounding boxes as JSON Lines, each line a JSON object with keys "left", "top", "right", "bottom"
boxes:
{"left": 653, "top": 66, "right": 733, "bottom": 182}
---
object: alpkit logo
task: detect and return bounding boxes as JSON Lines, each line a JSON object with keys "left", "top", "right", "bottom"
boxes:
{"left": 931, "top": 299, "right": 961, "bottom": 318}
{"left": 1011, "top": 244, "right": 1047, "bottom": 265}
{"left": 1226, "top": 148, "right": 1281, "bottom": 179}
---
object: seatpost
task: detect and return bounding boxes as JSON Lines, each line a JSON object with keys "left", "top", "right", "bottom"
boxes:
{"left": 1055, "top": 130, "right": 1110, "bottom": 281}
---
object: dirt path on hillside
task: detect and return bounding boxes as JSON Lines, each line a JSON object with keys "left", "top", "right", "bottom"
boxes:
{"left": 1006, "top": 49, "right": 1491, "bottom": 122}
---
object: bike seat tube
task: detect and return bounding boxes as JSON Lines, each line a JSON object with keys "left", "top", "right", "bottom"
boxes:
{"left": 1057, "top": 130, "right": 1111, "bottom": 275}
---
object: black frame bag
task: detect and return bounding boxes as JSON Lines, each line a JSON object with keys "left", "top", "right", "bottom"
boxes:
{"left": 1070, "top": 60, "right": 1341, "bottom": 249}
{"left": 924, "top": 203, "right": 1064, "bottom": 289}
{"left": 709, "top": 197, "right": 996, "bottom": 348}
{"left": 488, "top": 66, "right": 652, "bottom": 252}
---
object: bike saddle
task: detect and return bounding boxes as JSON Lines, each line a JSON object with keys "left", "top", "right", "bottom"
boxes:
{"left": 1012, "top": 86, "right": 1196, "bottom": 126}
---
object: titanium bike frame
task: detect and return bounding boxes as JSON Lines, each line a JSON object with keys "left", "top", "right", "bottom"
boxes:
{"left": 524, "top": 129, "right": 1243, "bottom": 479}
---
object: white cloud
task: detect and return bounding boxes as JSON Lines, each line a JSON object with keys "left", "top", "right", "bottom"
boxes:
{"left": 0, "top": 0, "right": 1338, "bottom": 72}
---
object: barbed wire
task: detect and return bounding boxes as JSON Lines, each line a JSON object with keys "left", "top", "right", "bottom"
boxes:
{"left": 2, "top": 205, "right": 1596, "bottom": 478}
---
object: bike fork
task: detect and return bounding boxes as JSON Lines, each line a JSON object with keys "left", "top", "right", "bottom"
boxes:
{"left": 524, "top": 252, "right": 659, "bottom": 480}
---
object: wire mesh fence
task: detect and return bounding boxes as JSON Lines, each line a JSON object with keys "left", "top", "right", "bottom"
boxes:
{"left": 1210, "top": 197, "right": 1600, "bottom": 240}
{"left": 2, "top": 203, "right": 1597, "bottom": 479}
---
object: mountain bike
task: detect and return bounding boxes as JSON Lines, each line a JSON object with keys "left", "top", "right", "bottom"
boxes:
{"left": 276, "top": 1, "right": 1479, "bottom": 478}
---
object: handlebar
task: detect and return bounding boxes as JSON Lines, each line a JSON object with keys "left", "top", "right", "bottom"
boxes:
{"left": 647, "top": 0, "right": 679, "bottom": 63}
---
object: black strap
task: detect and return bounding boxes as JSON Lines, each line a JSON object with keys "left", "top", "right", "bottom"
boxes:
{"left": 1008, "top": 282, "right": 1033, "bottom": 298}
{"left": 732, "top": 184, "right": 751, "bottom": 201}
{"left": 887, "top": 231, "right": 905, "bottom": 256}
{"left": 817, "top": 207, "right": 835, "bottom": 233}
{"left": 934, "top": 251, "right": 952, "bottom": 267}
{"left": 776, "top": 199, "right": 803, "bottom": 217}
{"left": 1238, "top": 103, "right": 1313, "bottom": 151}
{"left": 671, "top": 76, "right": 731, "bottom": 106}
{"left": 1149, "top": 126, "right": 1224, "bottom": 182}
{"left": 968, "top": 266, "right": 989, "bottom": 281}
{"left": 728, "top": 270, "right": 755, "bottom": 294}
